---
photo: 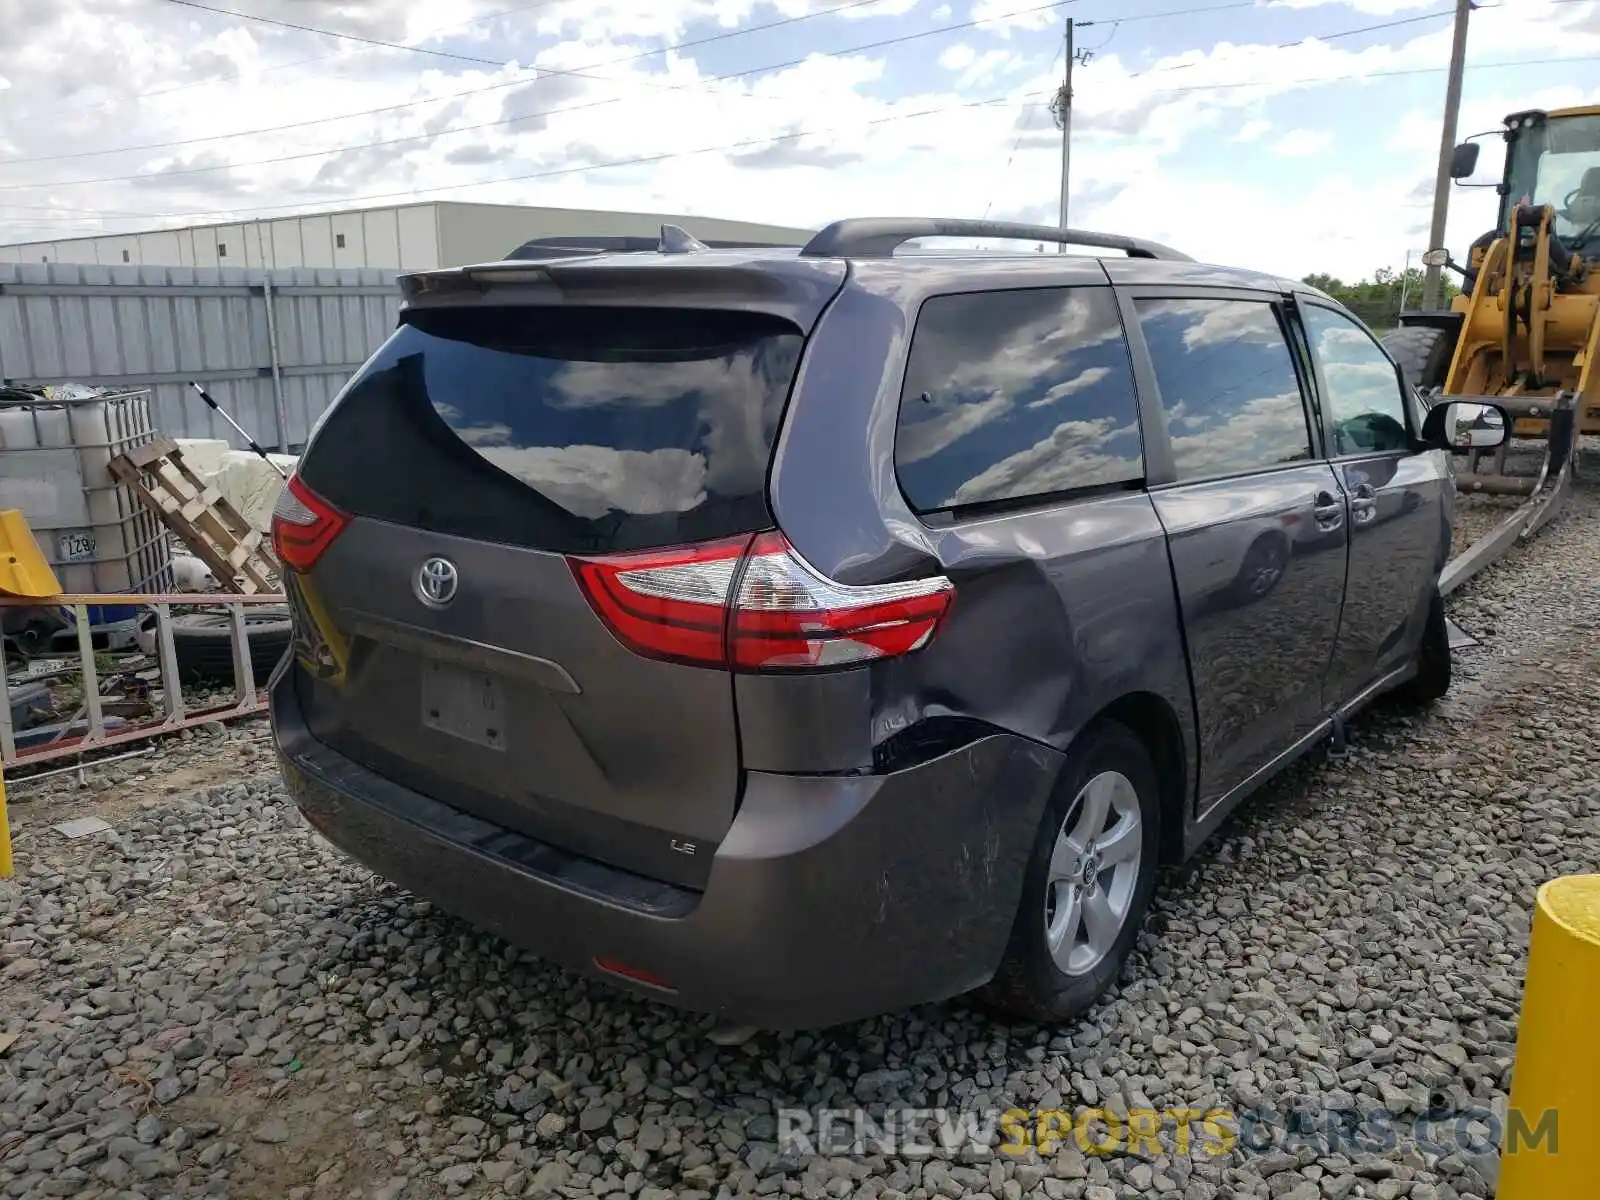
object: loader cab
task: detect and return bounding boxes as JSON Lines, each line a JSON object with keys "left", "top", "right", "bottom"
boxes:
{"left": 1449, "top": 107, "right": 1600, "bottom": 243}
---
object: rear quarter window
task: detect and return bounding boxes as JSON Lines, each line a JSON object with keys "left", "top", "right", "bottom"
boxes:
{"left": 893, "top": 286, "right": 1144, "bottom": 514}
{"left": 296, "top": 306, "right": 803, "bottom": 555}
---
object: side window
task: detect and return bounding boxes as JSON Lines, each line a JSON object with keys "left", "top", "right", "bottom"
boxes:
{"left": 894, "top": 287, "right": 1143, "bottom": 513}
{"left": 1133, "top": 297, "right": 1313, "bottom": 481}
{"left": 1301, "top": 304, "right": 1411, "bottom": 456}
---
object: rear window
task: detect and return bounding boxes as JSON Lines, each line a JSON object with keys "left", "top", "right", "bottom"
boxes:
{"left": 297, "top": 306, "right": 804, "bottom": 555}
{"left": 893, "top": 286, "right": 1144, "bottom": 514}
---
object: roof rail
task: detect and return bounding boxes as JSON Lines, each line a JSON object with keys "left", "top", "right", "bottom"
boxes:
{"left": 798, "top": 218, "right": 1192, "bottom": 262}
{"left": 504, "top": 225, "right": 807, "bottom": 261}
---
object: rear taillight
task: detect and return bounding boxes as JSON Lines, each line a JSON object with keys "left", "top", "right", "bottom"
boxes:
{"left": 569, "top": 531, "right": 955, "bottom": 672}
{"left": 271, "top": 474, "right": 349, "bottom": 572}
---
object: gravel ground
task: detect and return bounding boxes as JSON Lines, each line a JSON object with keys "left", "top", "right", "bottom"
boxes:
{"left": 3, "top": 473, "right": 1598, "bottom": 1200}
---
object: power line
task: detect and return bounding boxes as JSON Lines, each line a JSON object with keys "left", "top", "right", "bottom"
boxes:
{"left": 8, "top": 0, "right": 1051, "bottom": 172}
{"left": 1119, "top": 7, "right": 1459, "bottom": 80}
{"left": 25, "top": 48, "right": 1591, "bottom": 232}
{"left": 162, "top": 0, "right": 526, "bottom": 67}
{"left": 1, "top": 0, "right": 1482, "bottom": 187}
{"left": 93, "top": 92, "right": 1055, "bottom": 220}
{"left": 62, "top": 1, "right": 564, "bottom": 114}
{"left": 984, "top": 41, "right": 1067, "bottom": 219}
{"left": 1077, "top": 0, "right": 1255, "bottom": 26}
{"left": 0, "top": 0, "right": 1078, "bottom": 187}
{"left": 1277, "top": 8, "right": 1459, "bottom": 45}
{"left": 5, "top": 92, "right": 1043, "bottom": 234}
{"left": 1, "top": 0, "right": 1510, "bottom": 177}
{"left": 981, "top": 3, "right": 1487, "bottom": 223}
{"left": 1139, "top": 51, "right": 1585, "bottom": 96}
{"left": 152, "top": 0, "right": 895, "bottom": 120}
{"left": 0, "top": 202, "right": 185, "bottom": 219}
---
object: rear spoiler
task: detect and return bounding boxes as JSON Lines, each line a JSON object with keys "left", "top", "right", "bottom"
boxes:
{"left": 394, "top": 228, "right": 848, "bottom": 331}
{"left": 503, "top": 224, "right": 807, "bottom": 262}
{"left": 397, "top": 223, "right": 817, "bottom": 301}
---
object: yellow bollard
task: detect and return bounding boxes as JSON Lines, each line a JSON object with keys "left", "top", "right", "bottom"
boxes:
{"left": 1498, "top": 874, "right": 1600, "bottom": 1194}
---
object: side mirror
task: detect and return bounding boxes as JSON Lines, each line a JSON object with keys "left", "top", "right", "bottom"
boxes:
{"left": 1449, "top": 142, "right": 1480, "bottom": 180}
{"left": 1420, "top": 247, "right": 1466, "bottom": 278}
{"left": 1420, "top": 400, "right": 1509, "bottom": 452}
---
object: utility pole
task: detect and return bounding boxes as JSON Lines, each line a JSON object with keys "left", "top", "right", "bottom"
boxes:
{"left": 1056, "top": 17, "right": 1074, "bottom": 243}
{"left": 1422, "top": 0, "right": 1473, "bottom": 309}
{"left": 1051, "top": 18, "right": 1096, "bottom": 250}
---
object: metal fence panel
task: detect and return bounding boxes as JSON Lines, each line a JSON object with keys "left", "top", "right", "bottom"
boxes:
{"left": 0, "top": 261, "right": 402, "bottom": 452}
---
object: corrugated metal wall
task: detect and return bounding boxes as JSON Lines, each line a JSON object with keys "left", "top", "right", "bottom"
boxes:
{"left": 0, "top": 261, "right": 401, "bottom": 451}
{"left": 1, "top": 205, "right": 444, "bottom": 271}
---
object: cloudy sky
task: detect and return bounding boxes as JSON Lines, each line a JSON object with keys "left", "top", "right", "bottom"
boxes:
{"left": 0, "top": 0, "right": 1596, "bottom": 279}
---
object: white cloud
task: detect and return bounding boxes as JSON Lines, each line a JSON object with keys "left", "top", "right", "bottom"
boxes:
{"left": 478, "top": 443, "right": 707, "bottom": 518}
{"left": 1171, "top": 299, "right": 1287, "bottom": 351}
{"left": 1029, "top": 366, "right": 1112, "bottom": 409}
{"left": 938, "top": 43, "right": 976, "bottom": 71}
{"left": 1273, "top": 129, "right": 1334, "bottom": 158}
{"left": 1167, "top": 390, "right": 1312, "bottom": 478}
{"left": 897, "top": 393, "right": 1013, "bottom": 465}
{"left": 971, "top": 0, "right": 1060, "bottom": 35}
{"left": 0, "top": 0, "right": 1595, "bottom": 287}
{"left": 954, "top": 416, "right": 1138, "bottom": 505}
{"left": 950, "top": 48, "right": 1026, "bottom": 89}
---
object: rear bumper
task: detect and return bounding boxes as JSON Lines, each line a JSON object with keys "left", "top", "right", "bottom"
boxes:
{"left": 269, "top": 673, "right": 1062, "bottom": 1029}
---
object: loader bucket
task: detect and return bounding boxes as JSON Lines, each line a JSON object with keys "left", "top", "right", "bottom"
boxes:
{"left": 1435, "top": 391, "right": 1579, "bottom": 597}
{"left": 0, "top": 509, "right": 62, "bottom": 599}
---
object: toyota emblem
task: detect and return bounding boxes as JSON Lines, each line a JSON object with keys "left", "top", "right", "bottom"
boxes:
{"left": 415, "top": 557, "right": 459, "bottom": 608}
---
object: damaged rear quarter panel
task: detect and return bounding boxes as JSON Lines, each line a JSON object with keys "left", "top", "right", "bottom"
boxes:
{"left": 764, "top": 261, "right": 1198, "bottom": 825}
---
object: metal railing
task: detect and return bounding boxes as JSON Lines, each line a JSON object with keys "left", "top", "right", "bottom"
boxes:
{"left": 2, "top": 592, "right": 285, "bottom": 768}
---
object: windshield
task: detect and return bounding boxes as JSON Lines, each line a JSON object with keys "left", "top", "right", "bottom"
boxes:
{"left": 1504, "top": 113, "right": 1600, "bottom": 243}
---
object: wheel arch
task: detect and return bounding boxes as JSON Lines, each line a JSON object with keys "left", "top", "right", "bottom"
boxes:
{"left": 1078, "top": 690, "right": 1192, "bottom": 866}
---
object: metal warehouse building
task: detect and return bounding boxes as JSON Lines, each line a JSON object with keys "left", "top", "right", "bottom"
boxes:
{"left": 0, "top": 201, "right": 816, "bottom": 270}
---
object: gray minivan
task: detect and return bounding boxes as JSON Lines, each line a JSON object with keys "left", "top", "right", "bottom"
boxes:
{"left": 268, "top": 219, "right": 1505, "bottom": 1030}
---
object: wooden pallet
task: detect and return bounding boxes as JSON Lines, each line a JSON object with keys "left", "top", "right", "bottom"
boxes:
{"left": 109, "top": 437, "right": 279, "bottom": 595}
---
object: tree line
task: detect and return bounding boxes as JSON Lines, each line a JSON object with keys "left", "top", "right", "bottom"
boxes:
{"left": 1301, "top": 267, "right": 1462, "bottom": 331}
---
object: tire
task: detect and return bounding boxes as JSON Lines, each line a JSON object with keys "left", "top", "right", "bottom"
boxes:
{"left": 149, "top": 606, "right": 293, "bottom": 687}
{"left": 1380, "top": 325, "right": 1455, "bottom": 397}
{"left": 977, "top": 720, "right": 1162, "bottom": 1024}
{"left": 1392, "top": 587, "right": 1451, "bottom": 706}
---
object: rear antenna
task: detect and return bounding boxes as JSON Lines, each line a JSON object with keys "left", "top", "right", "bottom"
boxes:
{"left": 659, "top": 224, "right": 708, "bottom": 254}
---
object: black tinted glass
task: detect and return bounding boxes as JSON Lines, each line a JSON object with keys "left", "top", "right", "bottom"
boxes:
{"left": 297, "top": 307, "right": 803, "bottom": 555}
{"left": 1134, "top": 298, "right": 1313, "bottom": 480}
{"left": 1301, "top": 305, "right": 1410, "bottom": 455}
{"left": 895, "top": 287, "right": 1143, "bottom": 512}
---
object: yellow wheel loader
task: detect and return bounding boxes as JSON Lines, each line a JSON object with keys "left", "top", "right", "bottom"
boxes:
{"left": 1382, "top": 105, "right": 1600, "bottom": 593}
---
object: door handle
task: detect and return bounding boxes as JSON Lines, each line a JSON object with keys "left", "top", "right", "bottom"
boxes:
{"left": 1349, "top": 483, "right": 1377, "bottom": 523}
{"left": 1313, "top": 492, "right": 1345, "bottom": 529}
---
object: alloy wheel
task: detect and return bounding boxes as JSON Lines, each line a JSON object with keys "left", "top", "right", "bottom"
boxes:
{"left": 1043, "top": 770, "right": 1144, "bottom": 976}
